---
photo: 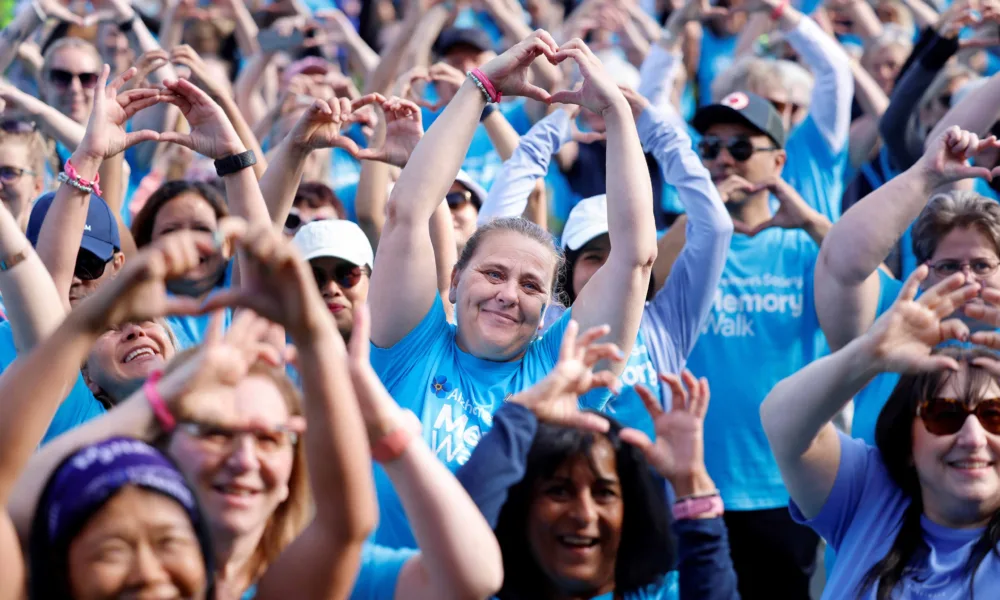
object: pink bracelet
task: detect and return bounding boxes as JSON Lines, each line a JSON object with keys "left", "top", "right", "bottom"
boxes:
{"left": 144, "top": 371, "right": 176, "bottom": 433}
{"left": 673, "top": 494, "right": 724, "bottom": 520}
{"left": 470, "top": 68, "right": 502, "bottom": 103}
{"left": 63, "top": 160, "right": 103, "bottom": 198}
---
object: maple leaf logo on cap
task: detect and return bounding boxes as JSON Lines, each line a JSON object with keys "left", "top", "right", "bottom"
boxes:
{"left": 722, "top": 92, "right": 749, "bottom": 110}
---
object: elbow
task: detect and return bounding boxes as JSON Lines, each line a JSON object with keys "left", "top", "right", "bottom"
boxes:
{"left": 450, "top": 538, "right": 504, "bottom": 600}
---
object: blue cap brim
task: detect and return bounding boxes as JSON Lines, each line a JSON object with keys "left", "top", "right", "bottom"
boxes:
{"left": 80, "top": 235, "right": 115, "bottom": 262}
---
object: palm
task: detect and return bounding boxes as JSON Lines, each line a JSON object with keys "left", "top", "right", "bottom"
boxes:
{"left": 869, "top": 302, "right": 948, "bottom": 373}
{"left": 302, "top": 118, "right": 350, "bottom": 150}
{"left": 646, "top": 412, "right": 702, "bottom": 480}
{"left": 182, "top": 106, "right": 234, "bottom": 158}
{"left": 381, "top": 117, "right": 422, "bottom": 166}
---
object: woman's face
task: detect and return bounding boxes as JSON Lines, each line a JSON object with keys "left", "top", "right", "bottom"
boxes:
{"left": 87, "top": 321, "right": 175, "bottom": 401}
{"left": 912, "top": 366, "right": 1000, "bottom": 527}
{"left": 863, "top": 43, "right": 909, "bottom": 95}
{"left": 919, "top": 75, "right": 971, "bottom": 134}
{"left": 68, "top": 486, "right": 207, "bottom": 600}
{"left": 923, "top": 226, "right": 1000, "bottom": 322}
{"left": 527, "top": 437, "right": 623, "bottom": 595}
{"left": 152, "top": 192, "right": 223, "bottom": 281}
{"left": 450, "top": 230, "right": 556, "bottom": 361}
{"left": 168, "top": 375, "right": 297, "bottom": 539}
{"left": 43, "top": 47, "right": 100, "bottom": 125}
{"left": 572, "top": 235, "right": 610, "bottom": 299}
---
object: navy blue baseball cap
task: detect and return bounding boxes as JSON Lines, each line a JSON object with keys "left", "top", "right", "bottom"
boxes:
{"left": 693, "top": 91, "right": 786, "bottom": 148}
{"left": 434, "top": 27, "right": 495, "bottom": 56}
{"left": 26, "top": 192, "right": 120, "bottom": 261}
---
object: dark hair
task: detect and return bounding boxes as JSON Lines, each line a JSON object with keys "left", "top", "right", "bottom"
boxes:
{"left": 131, "top": 181, "right": 229, "bottom": 248}
{"left": 28, "top": 448, "right": 217, "bottom": 599}
{"left": 560, "top": 235, "right": 656, "bottom": 306}
{"left": 495, "top": 415, "right": 675, "bottom": 599}
{"left": 454, "top": 217, "right": 564, "bottom": 292}
{"left": 294, "top": 181, "right": 346, "bottom": 219}
{"left": 859, "top": 347, "right": 1000, "bottom": 600}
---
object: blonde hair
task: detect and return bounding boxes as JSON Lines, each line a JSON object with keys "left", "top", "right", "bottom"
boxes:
{"left": 712, "top": 57, "right": 781, "bottom": 103}
{"left": 0, "top": 128, "right": 47, "bottom": 176}
{"left": 42, "top": 37, "right": 101, "bottom": 76}
{"left": 162, "top": 350, "right": 312, "bottom": 582}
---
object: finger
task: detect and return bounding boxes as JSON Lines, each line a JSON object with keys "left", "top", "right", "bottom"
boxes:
{"left": 252, "top": 343, "right": 283, "bottom": 367}
{"left": 158, "top": 131, "right": 196, "bottom": 150}
{"left": 203, "top": 309, "right": 226, "bottom": 345}
{"left": 899, "top": 264, "right": 930, "bottom": 302}
{"left": 635, "top": 383, "right": 667, "bottom": 420}
{"left": 920, "top": 271, "right": 972, "bottom": 307}
{"left": 589, "top": 370, "right": 621, "bottom": 395}
{"left": 122, "top": 97, "right": 164, "bottom": 119}
{"left": 162, "top": 295, "right": 206, "bottom": 316}
{"left": 348, "top": 303, "right": 372, "bottom": 365}
{"left": 917, "top": 355, "right": 962, "bottom": 372}
{"left": 962, "top": 302, "right": 1000, "bottom": 326}
{"left": 559, "top": 319, "right": 581, "bottom": 362}
{"left": 548, "top": 89, "right": 583, "bottom": 106}
{"left": 123, "top": 130, "right": 161, "bottom": 149}
{"left": 284, "top": 344, "right": 299, "bottom": 368}
{"left": 680, "top": 370, "right": 699, "bottom": 409}
{"left": 582, "top": 343, "right": 624, "bottom": 367}
{"left": 108, "top": 66, "right": 137, "bottom": 94}
{"left": 732, "top": 220, "right": 755, "bottom": 235}
{"left": 693, "top": 377, "right": 711, "bottom": 419}
{"left": 576, "top": 323, "right": 611, "bottom": 349}
{"left": 199, "top": 288, "right": 269, "bottom": 315}
{"left": 954, "top": 165, "right": 994, "bottom": 181}
{"left": 659, "top": 372, "right": 689, "bottom": 410}
{"left": 351, "top": 93, "right": 386, "bottom": 111}
{"left": 940, "top": 318, "right": 971, "bottom": 343}
{"left": 158, "top": 92, "right": 193, "bottom": 114}
{"left": 619, "top": 427, "right": 654, "bottom": 451}
{"left": 930, "top": 282, "right": 981, "bottom": 318}
{"left": 563, "top": 412, "right": 611, "bottom": 433}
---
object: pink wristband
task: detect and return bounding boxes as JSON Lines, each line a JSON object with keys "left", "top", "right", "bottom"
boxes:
{"left": 64, "top": 160, "right": 103, "bottom": 198}
{"left": 144, "top": 371, "right": 176, "bottom": 433}
{"left": 672, "top": 494, "right": 724, "bottom": 520}
{"left": 770, "top": 0, "right": 788, "bottom": 20}
{"left": 471, "top": 68, "right": 502, "bottom": 103}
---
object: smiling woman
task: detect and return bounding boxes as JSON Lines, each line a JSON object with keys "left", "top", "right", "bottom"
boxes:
{"left": 83, "top": 319, "right": 179, "bottom": 408}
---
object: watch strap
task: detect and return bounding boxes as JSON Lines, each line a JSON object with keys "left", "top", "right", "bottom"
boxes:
{"left": 214, "top": 150, "right": 257, "bottom": 178}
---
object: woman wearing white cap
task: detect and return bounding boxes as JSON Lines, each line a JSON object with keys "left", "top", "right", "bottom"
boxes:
{"left": 366, "top": 32, "right": 658, "bottom": 549}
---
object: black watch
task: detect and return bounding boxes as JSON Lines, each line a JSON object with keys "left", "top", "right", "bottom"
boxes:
{"left": 118, "top": 15, "right": 136, "bottom": 33}
{"left": 480, "top": 104, "right": 497, "bottom": 122}
{"left": 214, "top": 150, "right": 257, "bottom": 177}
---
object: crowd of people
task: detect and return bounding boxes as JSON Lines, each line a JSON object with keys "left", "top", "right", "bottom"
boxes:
{"left": 1, "top": 0, "right": 1000, "bottom": 598}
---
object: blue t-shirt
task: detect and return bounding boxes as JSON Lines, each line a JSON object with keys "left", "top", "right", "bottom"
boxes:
{"left": 697, "top": 29, "right": 737, "bottom": 107}
{"left": 0, "top": 321, "right": 105, "bottom": 445}
{"left": 852, "top": 270, "right": 904, "bottom": 445}
{"left": 500, "top": 573, "right": 679, "bottom": 600}
{"left": 782, "top": 116, "right": 848, "bottom": 223}
{"left": 165, "top": 260, "right": 235, "bottom": 350}
{"left": 240, "top": 541, "right": 413, "bottom": 600}
{"left": 686, "top": 228, "right": 823, "bottom": 510}
{"left": 793, "top": 431, "right": 1000, "bottom": 599}
{"left": 369, "top": 294, "right": 584, "bottom": 548}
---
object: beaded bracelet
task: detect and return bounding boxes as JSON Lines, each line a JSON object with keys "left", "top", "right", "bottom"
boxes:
{"left": 57, "top": 172, "right": 93, "bottom": 195}
{"left": 62, "top": 160, "right": 103, "bottom": 197}
{"left": 467, "top": 69, "right": 501, "bottom": 104}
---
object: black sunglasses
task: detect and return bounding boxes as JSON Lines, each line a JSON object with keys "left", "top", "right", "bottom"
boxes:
{"left": 446, "top": 190, "right": 475, "bottom": 207}
{"left": 0, "top": 166, "right": 36, "bottom": 183}
{"left": 0, "top": 119, "right": 37, "bottom": 134}
{"left": 48, "top": 68, "right": 99, "bottom": 90}
{"left": 284, "top": 210, "right": 329, "bottom": 234}
{"left": 311, "top": 262, "right": 367, "bottom": 290}
{"left": 75, "top": 248, "right": 113, "bottom": 281}
{"left": 698, "top": 136, "right": 779, "bottom": 162}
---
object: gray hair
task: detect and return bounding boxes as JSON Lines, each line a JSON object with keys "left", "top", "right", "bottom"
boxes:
{"left": 455, "top": 217, "right": 564, "bottom": 293}
{"left": 912, "top": 191, "right": 1000, "bottom": 264}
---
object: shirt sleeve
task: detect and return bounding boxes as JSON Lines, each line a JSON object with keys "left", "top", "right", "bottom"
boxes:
{"left": 637, "top": 45, "right": 688, "bottom": 130}
{"left": 369, "top": 295, "right": 450, "bottom": 408}
{"left": 673, "top": 517, "right": 740, "bottom": 600}
{"left": 637, "top": 107, "right": 733, "bottom": 359}
{"left": 783, "top": 16, "right": 853, "bottom": 154}
{"left": 476, "top": 110, "right": 573, "bottom": 225}
{"left": 455, "top": 402, "right": 538, "bottom": 528}
{"left": 349, "top": 542, "right": 416, "bottom": 600}
{"left": 788, "top": 430, "right": 884, "bottom": 550}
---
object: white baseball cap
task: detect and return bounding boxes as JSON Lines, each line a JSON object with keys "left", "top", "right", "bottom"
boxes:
{"left": 454, "top": 170, "right": 488, "bottom": 209}
{"left": 292, "top": 220, "right": 374, "bottom": 269}
{"left": 561, "top": 195, "right": 609, "bottom": 251}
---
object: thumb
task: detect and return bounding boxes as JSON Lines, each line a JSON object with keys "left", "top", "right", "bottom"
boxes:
{"left": 954, "top": 165, "right": 994, "bottom": 181}
{"left": 123, "top": 130, "right": 161, "bottom": 149}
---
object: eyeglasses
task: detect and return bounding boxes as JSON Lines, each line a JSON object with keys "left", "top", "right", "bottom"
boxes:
{"left": 177, "top": 420, "right": 299, "bottom": 455}
{"left": 283, "top": 209, "right": 328, "bottom": 235}
{"left": 0, "top": 119, "right": 37, "bottom": 134}
{"left": 47, "top": 68, "right": 99, "bottom": 90}
{"left": 918, "top": 397, "right": 1000, "bottom": 436}
{"left": 311, "top": 262, "right": 367, "bottom": 290}
{"left": 926, "top": 259, "right": 1000, "bottom": 278}
{"left": 75, "top": 248, "right": 113, "bottom": 281}
{"left": 446, "top": 190, "right": 474, "bottom": 207}
{"left": 938, "top": 94, "right": 952, "bottom": 108}
{"left": 0, "top": 166, "right": 36, "bottom": 183}
{"left": 697, "top": 136, "right": 779, "bottom": 162}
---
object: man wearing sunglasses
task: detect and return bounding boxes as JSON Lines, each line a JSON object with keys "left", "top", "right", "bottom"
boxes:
{"left": 26, "top": 191, "right": 124, "bottom": 307}
{"left": 292, "top": 219, "right": 373, "bottom": 340}
{"left": 680, "top": 91, "right": 833, "bottom": 598}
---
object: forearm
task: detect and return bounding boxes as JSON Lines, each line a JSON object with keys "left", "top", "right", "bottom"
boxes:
{"left": 429, "top": 201, "right": 457, "bottom": 302}
{"left": 841, "top": 0, "right": 884, "bottom": 41}
{"left": 16, "top": 93, "right": 85, "bottom": 149}
{"left": 355, "top": 157, "right": 389, "bottom": 248}
{"left": 675, "top": 517, "right": 740, "bottom": 600}
{"left": 404, "top": 6, "right": 452, "bottom": 70}
{"left": 97, "top": 153, "right": 137, "bottom": 260}
{"left": 902, "top": 0, "right": 940, "bottom": 30}
{"left": 294, "top": 326, "right": 377, "bottom": 541}
{"left": 218, "top": 95, "right": 268, "bottom": 180}
{"left": 257, "top": 139, "right": 308, "bottom": 229}
{"left": 384, "top": 439, "right": 503, "bottom": 598}
{"left": 803, "top": 211, "right": 833, "bottom": 247}
{"left": 638, "top": 44, "right": 685, "bottom": 122}
{"left": 850, "top": 60, "right": 889, "bottom": 118}
{"left": 604, "top": 102, "right": 657, "bottom": 267}
{"left": 37, "top": 150, "right": 103, "bottom": 310}
{"left": 339, "top": 28, "right": 380, "bottom": 77}
{"left": 363, "top": 12, "right": 420, "bottom": 95}
{"left": 478, "top": 109, "right": 571, "bottom": 224}
{"left": 482, "top": 109, "right": 520, "bottom": 162}
{"left": 0, "top": 7, "right": 43, "bottom": 74}
{"left": 227, "top": 0, "right": 261, "bottom": 57}
{"left": 735, "top": 13, "right": 777, "bottom": 57}
{"left": 0, "top": 210, "right": 64, "bottom": 352}
{"left": 157, "top": 1, "right": 185, "bottom": 50}
{"left": 523, "top": 179, "right": 547, "bottom": 227}
{"left": 234, "top": 53, "right": 276, "bottom": 127}
{"left": 221, "top": 147, "right": 272, "bottom": 229}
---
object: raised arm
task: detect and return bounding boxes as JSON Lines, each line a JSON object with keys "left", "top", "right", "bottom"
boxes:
{"left": 550, "top": 40, "right": 658, "bottom": 374}
{"left": 37, "top": 65, "right": 162, "bottom": 310}
{"left": 348, "top": 306, "right": 502, "bottom": 600}
{"left": 815, "top": 126, "right": 999, "bottom": 350}
{"left": 369, "top": 31, "right": 559, "bottom": 348}
{"left": 0, "top": 0, "right": 81, "bottom": 74}
{"left": 0, "top": 81, "right": 86, "bottom": 150}
{"left": 763, "top": 267, "right": 974, "bottom": 517}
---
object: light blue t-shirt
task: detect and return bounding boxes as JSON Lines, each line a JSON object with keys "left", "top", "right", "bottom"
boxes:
{"left": 793, "top": 431, "right": 1000, "bottom": 599}
{"left": 852, "top": 270, "right": 904, "bottom": 445}
{"left": 697, "top": 29, "right": 737, "bottom": 107}
{"left": 505, "top": 572, "right": 678, "bottom": 600}
{"left": 783, "top": 116, "right": 848, "bottom": 223}
{"left": 369, "top": 294, "right": 582, "bottom": 548}
{"left": 0, "top": 321, "right": 105, "bottom": 445}
{"left": 686, "top": 228, "right": 823, "bottom": 510}
{"left": 240, "top": 541, "right": 414, "bottom": 600}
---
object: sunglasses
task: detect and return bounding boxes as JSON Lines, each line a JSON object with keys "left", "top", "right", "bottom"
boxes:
{"left": 918, "top": 397, "right": 1000, "bottom": 436}
{"left": 311, "top": 262, "right": 367, "bottom": 290}
{"left": 446, "top": 190, "right": 475, "bottom": 207}
{"left": 0, "top": 166, "right": 35, "bottom": 183}
{"left": 0, "top": 119, "right": 37, "bottom": 134}
{"left": 697, "top": 136, "right": 779, "bottom": 162}
{"left": 284, "top": 210, "right": 328, "bottom": 234}
{"left": 75, "top": 248, "right": 113, "bottom": 281}
{"left": 48, "top": 68, "right": 99, "bottom": 90}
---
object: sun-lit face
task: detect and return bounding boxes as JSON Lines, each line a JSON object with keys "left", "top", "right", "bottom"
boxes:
{"left": 923, "top": 226, "right": 1000, "bottom": 325}
{"left": 87, "top": 321, "right": 175, "bottom": 402}
{"left": 309, "top": 256, "right": 370, "bottom": 339}
{"left": 0, "top": 137, "right": 43, "bottom": 227}
{"left": 527, "top": 437, "right": 623, "bottom": 596}
{"left": 863, "top": 43, "right": 910, "bottom": 95}
{"left": 450, "top": 182, "right": 479, "bottom": 254}
{"left": 450, "top": 230, "right": 556, "bottom": 362}
{"left": 168, "top": 375, "right": 297, "bottom": 541}
{"left": 912, "top": 366, "right": 1000, "bottom": 528}
{"left": 67, "top": 486, "right": 207, "bottom": 600}
{"left": 151, "top": 192, "right": 224, "bottom": 282}
{"left": 43, "top": 47, "right": 100, "bottom": 124}
{"left": 702, "top": 122, "right": 785, "bottom": 198}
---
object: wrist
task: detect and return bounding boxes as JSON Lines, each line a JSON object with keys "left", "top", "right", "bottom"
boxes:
{"left": 669, "top": 469, "right": 716, "bottom": 498}
{"left": 67, "top": 151, "right": 103, "bottom": 179}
